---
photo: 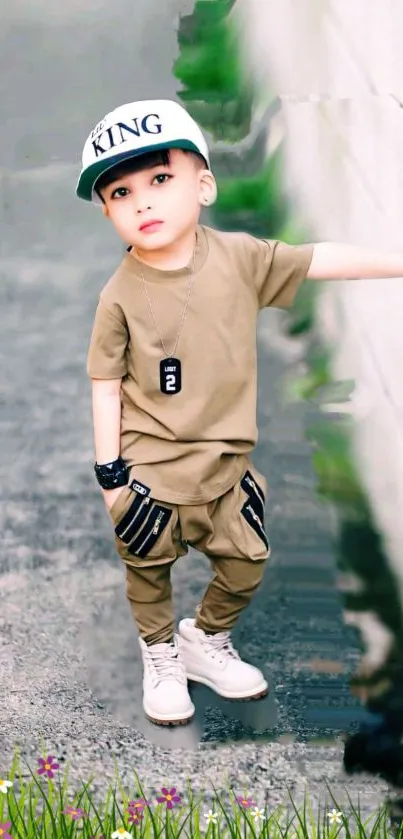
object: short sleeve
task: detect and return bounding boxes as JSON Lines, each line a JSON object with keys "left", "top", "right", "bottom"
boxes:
{"left": 248, "top": 236, "right": 314, "bottom": 309}
{"left": 86, "top": 298, "right": 129, "bottom": 379}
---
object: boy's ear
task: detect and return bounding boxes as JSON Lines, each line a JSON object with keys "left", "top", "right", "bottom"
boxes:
{"left": 199, "top": 170, "right": 217, "bottom": 207}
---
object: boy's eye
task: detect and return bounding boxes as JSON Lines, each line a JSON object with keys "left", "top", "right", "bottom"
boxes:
{"left": 111, "top": 186, "right": 129, "bottom": 199}
{"left": 152, "top": 173, "right": 171, "bottom": 185}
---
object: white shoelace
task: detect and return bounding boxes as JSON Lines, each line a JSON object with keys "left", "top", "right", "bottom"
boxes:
{"left": 145, "top": 642, "right": 186, "bottom": 685}
{"left": 202, "top": 632, "right": 241, "bottom": 662}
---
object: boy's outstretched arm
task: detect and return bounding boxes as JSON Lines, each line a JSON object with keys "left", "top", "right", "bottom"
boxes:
{"left": 91, "top": 377, "right": 123, "bottom": 511}
{"left": 306, "top": 242, "right": 403, "bottom": 281}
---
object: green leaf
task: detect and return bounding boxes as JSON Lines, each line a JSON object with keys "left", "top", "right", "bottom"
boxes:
{"left": 179, "top": 96, "right": 254, "bottom": 142}
{"left": 312, "top": 379, "right": 356, "bottom": 405}
{"left": 174, "top": 13, "right": 246, "bottom": 100}
{"left": 285, "top": 280, "right": 319, "bottom": 336}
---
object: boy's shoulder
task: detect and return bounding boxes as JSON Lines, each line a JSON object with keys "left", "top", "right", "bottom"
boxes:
{"left": 203, "top": 224, "right": 274, "bottom": 271}
{"left": 203, "top": 224, "right": 263, "bottom": 250}
{"left": 203, "top": 224, "right": 280, "bottom": 258}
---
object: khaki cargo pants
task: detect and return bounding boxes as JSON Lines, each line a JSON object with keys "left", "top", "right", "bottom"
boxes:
{"left": 108, "top": 459, "right": 271, "bottom": 645}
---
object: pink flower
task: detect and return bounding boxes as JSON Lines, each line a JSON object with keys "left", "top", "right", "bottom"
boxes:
{"left": 37, "top": 755, "right": 59, "bottom": 779}
{"left": 128, "top": 810, "right": 144, "bottom": 825}
{"left": 236, "top": 795, "right": 256, "bottom": 809}
{"left": 61, "top": 805, "right": 88, "bottom": 820}
{"left": 156, "top": 787, "right": 181, "bottom": 809}
{"left": 0, "top": 822, "right": 12, "bottom": 839}
{"left": 127, "top": 797, "right": 150, "bottom": 812}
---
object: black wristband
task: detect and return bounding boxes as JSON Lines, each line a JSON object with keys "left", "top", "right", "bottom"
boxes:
{"left": 94, "top": 457, "right": 129, "bottom": 490}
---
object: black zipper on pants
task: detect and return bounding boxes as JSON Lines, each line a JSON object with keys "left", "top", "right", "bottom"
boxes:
{"left": 241, "top": 471, "right": 265, "bottom": 523}
{"left": 241, "top": 501, "right": 269, "bottom": 550}
{"left": 115, "top": 495, "right": 152, "bottom": 543}
{"left": 127, "top": 504, "right": 172, "bottom": 559}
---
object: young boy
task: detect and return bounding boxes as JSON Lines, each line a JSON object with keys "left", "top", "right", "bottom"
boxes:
{"left": 77, "top": 99, "right": 403, "bottom": 727}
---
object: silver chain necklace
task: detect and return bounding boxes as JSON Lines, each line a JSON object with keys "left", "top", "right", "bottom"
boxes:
{"left": 138, "top": 246, "right": 196, "bottom": 395}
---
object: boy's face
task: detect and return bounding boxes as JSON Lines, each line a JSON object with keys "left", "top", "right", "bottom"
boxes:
{"left": 99, "top": 149, "right": 216, "bottom": 252}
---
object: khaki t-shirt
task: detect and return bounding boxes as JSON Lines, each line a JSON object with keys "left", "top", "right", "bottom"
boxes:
{"left": 86, "top": 224, "right": 313, "bottom": 504}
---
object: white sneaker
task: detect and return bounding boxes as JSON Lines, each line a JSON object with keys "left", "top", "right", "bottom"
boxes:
{"left": 139, "top": 635, "right": 195, "bottom": 725}
{"left": 178, "top": 618, "right": 269, "bottom": 700}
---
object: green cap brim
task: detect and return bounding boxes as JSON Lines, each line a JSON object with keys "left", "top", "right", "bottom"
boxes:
{"left": 76, "top": 140, "right": 209, "bottom": 201}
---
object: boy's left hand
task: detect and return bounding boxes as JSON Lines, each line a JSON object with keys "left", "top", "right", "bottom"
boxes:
{"left": 102, "top": 485, "right": 126, "bottom": 512}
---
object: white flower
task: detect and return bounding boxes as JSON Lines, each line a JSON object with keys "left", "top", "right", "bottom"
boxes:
{"left": 251, "top": 806, "right": 266, "bottom": 822}
{"left": 111, "top": 829, "right": 132, "bottom": 839}
{"left": 327, "top": 808, "right": 343, "bottom": 825}
{"left": 0, "top": 780, "right": 13, "bottom": 794}
{"left": 204, "top": 809, "right": 218, "bottom": 826}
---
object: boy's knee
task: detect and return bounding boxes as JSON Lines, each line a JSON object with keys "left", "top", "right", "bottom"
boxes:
{"left": 124, "top": 560, "right": 173, "bottom": 602}
{"left": 214, "top": 556, "right": 268, "bottom": 595}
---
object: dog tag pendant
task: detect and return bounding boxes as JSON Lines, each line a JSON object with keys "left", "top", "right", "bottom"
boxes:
{"left": 160, "top": 357, "right": 182, "bottom": 395}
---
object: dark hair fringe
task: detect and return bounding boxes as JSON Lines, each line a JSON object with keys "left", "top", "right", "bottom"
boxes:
{"left": 94, "top": 148, "right": 207, "bottom": 201}
{"left": 94, "top": 149, "right": 171, "bottom": 199}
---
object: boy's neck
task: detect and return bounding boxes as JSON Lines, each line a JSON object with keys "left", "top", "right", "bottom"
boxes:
{"left": 130, "top": 227, "right": 198, "bottom": 272}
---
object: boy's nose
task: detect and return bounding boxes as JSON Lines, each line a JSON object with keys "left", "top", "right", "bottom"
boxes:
{"left": 135, "top": 202, "right": 152, "bottom": 214}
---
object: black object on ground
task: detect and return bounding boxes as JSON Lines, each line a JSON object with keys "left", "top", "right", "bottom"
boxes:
{"left": 344, "top": 714, "right": 403, "bottom": 787}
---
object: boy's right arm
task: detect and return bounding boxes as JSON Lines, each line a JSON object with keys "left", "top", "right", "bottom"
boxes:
{"left": 87, "top": 296, "right": 130, "bottom": 511}
{"left": 91, "top": 376, "right": 125, "bottom": 511}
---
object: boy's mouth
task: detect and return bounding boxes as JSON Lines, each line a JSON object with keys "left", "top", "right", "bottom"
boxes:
{"left": 139, "top": 220, "right": 164, "bottom": 233}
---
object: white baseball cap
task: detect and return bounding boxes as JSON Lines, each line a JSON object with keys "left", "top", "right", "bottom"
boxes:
{"left": 76, "top": 99, "right": 211, "bottom": 203}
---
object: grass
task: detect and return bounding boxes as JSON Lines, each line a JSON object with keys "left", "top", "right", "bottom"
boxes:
{"left": 0, "top": 750, "right": 401, "bottom": 838}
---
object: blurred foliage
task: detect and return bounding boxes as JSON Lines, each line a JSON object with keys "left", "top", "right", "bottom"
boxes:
{"left": 213, "top": 148, "right": 288, "bottom": 235}
{"left": 174, "top": 0, "right": 254, "bottom": 141}
{"left": 284, "top": 276, "right": 318, "bottom": 335}
{"left": 306, "top": 419, "right": 369, "bottom": 514}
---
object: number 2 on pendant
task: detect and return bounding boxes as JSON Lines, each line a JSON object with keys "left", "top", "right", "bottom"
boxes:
{"left": 160, "top": 357, "right": 182, "bottom": 395}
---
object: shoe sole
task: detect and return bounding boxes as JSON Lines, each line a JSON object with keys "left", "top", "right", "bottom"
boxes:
{"left": 144, "top": 711, "right": 195, "bottom": 727}
{"left": 145, "top": 713, "right": 195, "bottom": 727}
{"left": 143, "top": 702, "right": 195, "bottom": 727}
{"left": 186, "top": 674, "right": 269, "bottom": 700}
